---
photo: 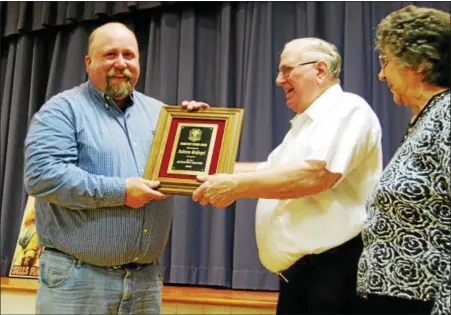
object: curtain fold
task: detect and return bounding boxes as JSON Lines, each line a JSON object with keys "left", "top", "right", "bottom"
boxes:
{"left": 1, "top": 1, "right": 450, "bottom": 290}
{"left": 0, "top": 1, "right": 171, "bottom": 38}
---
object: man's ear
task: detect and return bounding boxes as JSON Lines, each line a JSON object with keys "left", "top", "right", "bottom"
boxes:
{"left": 85, "top": 55, "right": 91, "bottom": 73}
{"left": 315, "top": 61, "right": 329, "bottom": 83}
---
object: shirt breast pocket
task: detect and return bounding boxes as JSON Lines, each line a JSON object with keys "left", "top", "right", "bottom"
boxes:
{"left": 76, "top": 122, "right": 129, "bottom": 175}
{"left": 143, "top": 129, "right": 156, "bottom": 153}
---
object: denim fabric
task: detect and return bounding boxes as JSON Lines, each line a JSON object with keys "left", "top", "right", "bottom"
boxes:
{"left": 36, "top": 249, "right": 162, "bottom": 314}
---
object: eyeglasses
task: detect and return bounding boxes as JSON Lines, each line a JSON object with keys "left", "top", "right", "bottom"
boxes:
{"left": 277, "top": 61, "right": 318, "bottom": 77}
{"left": 378, "top": 55, "right": 389, "bottom": 69}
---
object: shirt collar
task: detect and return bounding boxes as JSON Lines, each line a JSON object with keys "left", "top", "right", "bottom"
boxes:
{"left": 290, "top": 83, "right": 342, "bottom": 126}
{"left": 87, "top": 79, "right": 136, "bottom": 110}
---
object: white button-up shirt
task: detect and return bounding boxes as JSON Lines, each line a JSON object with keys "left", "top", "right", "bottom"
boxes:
{"left": 255, "top": 84, "right": 383, "bottom": 273}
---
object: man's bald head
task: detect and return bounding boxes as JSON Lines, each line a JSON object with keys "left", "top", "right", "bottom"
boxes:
{"left": 284, "top": 38, "right": 342, "bottom": 80}
{"left": 85, "top": 22, "right": 140, "bottom": 107}
{"left": 87, "top": 22, "right": 138, "bottom": 57}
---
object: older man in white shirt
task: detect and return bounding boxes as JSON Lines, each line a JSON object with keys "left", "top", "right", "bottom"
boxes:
{"left": 193, "top": 37, "right": 383, "bottom": 314}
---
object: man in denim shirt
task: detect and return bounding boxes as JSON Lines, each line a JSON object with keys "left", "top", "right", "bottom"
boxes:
{"left": 24, "top": 22, "right": 207, "bottom": 314}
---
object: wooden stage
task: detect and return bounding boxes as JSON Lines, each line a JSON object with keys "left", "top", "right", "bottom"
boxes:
{"left": 1, "top": 277, "right": 278, "bottom": 314}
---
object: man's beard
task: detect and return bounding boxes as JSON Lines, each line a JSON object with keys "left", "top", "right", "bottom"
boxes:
{"left": 105, "top": 69, "right": 133, "bottom": 99}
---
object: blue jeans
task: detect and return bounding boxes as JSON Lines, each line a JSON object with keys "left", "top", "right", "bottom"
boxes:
{"left": 36, "top": 249, "right": 162, "bottom": 314}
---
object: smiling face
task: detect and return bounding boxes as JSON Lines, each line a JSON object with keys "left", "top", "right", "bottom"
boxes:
{"left": 275, "top": 47, "right": 317, "bottom": 113}
{"left": 275, "top": 40, "right": 336, "bottom": 114}
{"left": 85, "top": 23, "right": 140, "bottom": 104}
{"left": 378, "top": 50, "right": 424, "bottom": 107}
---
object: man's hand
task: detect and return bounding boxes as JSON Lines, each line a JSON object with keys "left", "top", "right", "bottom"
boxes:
{"left": 192, "top": 174, "right": 239, "bottom": 208}
{"left": 181, "top": 100, "right": 210, "bottom": 111}
{"left": 124, "top": 177, "right": 168, "bottom": 208}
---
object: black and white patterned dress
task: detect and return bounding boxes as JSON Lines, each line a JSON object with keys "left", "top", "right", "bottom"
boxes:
{"left": 357, "top": 90, "right": 450, "bottom": 315}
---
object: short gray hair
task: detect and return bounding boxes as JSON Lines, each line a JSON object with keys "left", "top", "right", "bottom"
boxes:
{"left": 306, "top": 38, "right": 342, "bottom": 80}
{"left": 286, "top": 38, "right": 342, "bottom": 80}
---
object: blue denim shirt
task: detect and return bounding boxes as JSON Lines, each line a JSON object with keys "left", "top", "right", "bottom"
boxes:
{"left": 24, "top": 81, "right": 173, "bottom": 266}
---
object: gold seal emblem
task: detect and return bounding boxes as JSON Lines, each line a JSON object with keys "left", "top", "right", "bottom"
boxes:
{"left": 188, "top": 128, "right": 202, "bottom": 142}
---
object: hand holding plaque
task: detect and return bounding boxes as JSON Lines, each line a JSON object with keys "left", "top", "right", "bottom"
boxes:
{"left": 144, "top": 106, "right": 244, "bottom": 195}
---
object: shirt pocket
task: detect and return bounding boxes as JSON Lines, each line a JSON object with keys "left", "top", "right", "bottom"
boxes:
{"left": 144, "top": 128, "right": 156, "bottom": 153}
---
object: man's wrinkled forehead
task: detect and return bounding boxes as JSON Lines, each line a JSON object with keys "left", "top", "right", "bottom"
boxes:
{"left": 280, "top": 46, "right": 306, "bottom": 66}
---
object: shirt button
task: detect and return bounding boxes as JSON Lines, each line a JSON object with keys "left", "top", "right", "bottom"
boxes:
{"left": 144, "top": 228, "right": 148, "bottom": 234}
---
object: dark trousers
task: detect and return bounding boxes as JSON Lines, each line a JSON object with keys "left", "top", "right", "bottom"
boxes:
{"left": 276, "top": 234, "right": 363, "bottom": 315}
{"left": 357, "top": 294, "right": 434, "bottom": 314}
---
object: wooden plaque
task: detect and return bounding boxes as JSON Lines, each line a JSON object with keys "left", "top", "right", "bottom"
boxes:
{"left": 144, "top": 106, "right": 244, "bottom": 195}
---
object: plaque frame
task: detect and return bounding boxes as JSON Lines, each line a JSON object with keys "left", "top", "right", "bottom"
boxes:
{"left": 144, "top": 106, "right": 244, "bottom": 195}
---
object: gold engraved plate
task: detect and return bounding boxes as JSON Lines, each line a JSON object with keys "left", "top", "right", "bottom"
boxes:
{"left": 167, "top": 123, "right": 218, "bottom": 176}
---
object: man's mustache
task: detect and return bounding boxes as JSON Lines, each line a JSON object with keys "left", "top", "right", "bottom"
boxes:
{"left": 107, "top": 69, "right": 133, "bottom": 80}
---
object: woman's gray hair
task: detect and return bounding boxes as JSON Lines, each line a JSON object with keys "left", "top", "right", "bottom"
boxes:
{"left": 376, "top": 5, "right": 450, "bottom": 87}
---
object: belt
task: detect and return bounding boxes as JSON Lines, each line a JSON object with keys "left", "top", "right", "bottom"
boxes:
{"left": 44, "top": 247, "right": 152, "bottom": 271}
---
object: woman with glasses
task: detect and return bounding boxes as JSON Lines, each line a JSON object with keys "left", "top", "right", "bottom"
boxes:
{"left": 357, "top": 5, "right": 450, "bottom": 315}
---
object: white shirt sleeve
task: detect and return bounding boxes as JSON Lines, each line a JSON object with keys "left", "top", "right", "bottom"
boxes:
{"left": 305, "top": 106, "right": 381, "bottom": 186}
